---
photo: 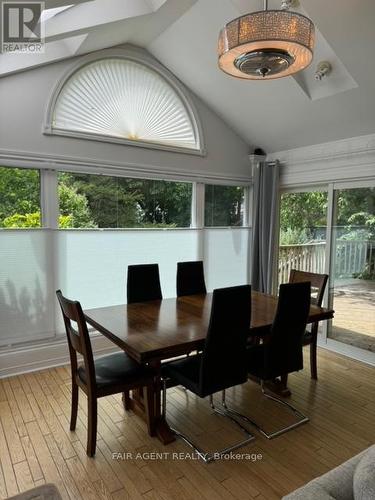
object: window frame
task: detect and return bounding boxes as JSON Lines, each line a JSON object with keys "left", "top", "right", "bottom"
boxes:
{"left": 43, "top": 49, "right": 206, "bottom": 157}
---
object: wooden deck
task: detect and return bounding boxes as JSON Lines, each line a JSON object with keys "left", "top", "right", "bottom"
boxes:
{"left": 0, "top": 348, "right": 374, "bottom": 500}
{"left": 331, "top": 280, "right": 375, "bottom": 351}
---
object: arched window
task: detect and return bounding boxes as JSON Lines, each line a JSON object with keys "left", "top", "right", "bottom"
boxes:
{"left": 47, "top": 57, "right": 203, "bottom": 154}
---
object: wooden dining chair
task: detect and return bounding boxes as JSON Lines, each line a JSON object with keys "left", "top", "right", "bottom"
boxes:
{"left": 56, "top": 290, "right": 156, "bottom": 457}
{"left": 161, "top": 285, "right": 255, "bottom": 462}
{"left": 127, "top": 264, "right": 162, "bottom": 304}
{"left": 176, "top": 261, "right": 207, "bottom": 297}
{"left": 289, "top": 269, "right": 328, "bottom": 380}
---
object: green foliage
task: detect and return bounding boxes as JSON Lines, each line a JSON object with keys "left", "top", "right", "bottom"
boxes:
{"left": 59, "top": 172, "right": 192, "bottom": 228}
{"left": 0, "top": 167, "right": 98, "bottom": 229}
{"left": 280, "top": 188, "right": 375, "bottom": 281}
{"left": 58, "top": 181, "right": 97, "bottom": 228}
{"left": 279, "top": 228, "right": 310, "bottom": 245}
{"left": 280, "top": 192, "right": 327, "bottom": 234}
{"left": 132, "top": 179, "right": 192, "bottom": 227}
{"left": 0, "top": 168, "right": 40, "bottom": 226}
{"left": 205, "top": 185, "right": 244, "bottom": 226}
{"left": 3, "top": 212, "right": 41, "bottom": 228}
{"left": 336, "top": 188, "right": 375, "bottom": 227}
{"left": 0, "top": 168, "right": 193, "bottom": 230}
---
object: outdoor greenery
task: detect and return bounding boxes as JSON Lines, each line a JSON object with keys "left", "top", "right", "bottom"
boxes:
{"left": 0, "top": 167, "right": 244, "bottom": 230}
{"left": 58, "top": 173, "right": 193, "bottom": 228}
{"left": 280, "top": 189, "right": 375, "bottom": 242}
{"left": 280, "top": 191, "right": 328, "bottom": 243}
{"left": 280, "top": 188, "right": 375, "bottom": 279}
{"left": 205, "top": 184, "right": 244, "bottom": 226}
{"left": 0, "top": 167, "right": 94, "bottom": 228}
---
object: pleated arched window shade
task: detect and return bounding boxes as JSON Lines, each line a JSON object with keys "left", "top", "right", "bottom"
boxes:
{"left": 51, "top": 58, "right": 201, "bottom": 152}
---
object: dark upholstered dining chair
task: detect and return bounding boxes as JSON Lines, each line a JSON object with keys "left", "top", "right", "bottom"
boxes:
{"left": 127, "top": 264, "right": 162, "bottom": 304}
{"left": 226, "top": 282, "right": 311, "bottom": 439}
{"left": 176, "top": 261, "right": 207, "bottom": 297}
{"left": 162, "top": 285, "right": 255, "bottom": 463}
{"left": 56, "top": 290, "right": 156, "bottom": 457}
{"left": 289, "top": 269, "right": 328, "bottom": 380}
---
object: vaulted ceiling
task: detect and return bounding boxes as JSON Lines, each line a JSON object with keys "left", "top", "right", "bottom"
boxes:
{"left": 1, "top": 0, "right": 375, "bottom": 153}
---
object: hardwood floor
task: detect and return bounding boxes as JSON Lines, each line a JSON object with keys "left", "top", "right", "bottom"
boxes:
{"left": 0, "top": 348, "right": 374, "bottom": 500}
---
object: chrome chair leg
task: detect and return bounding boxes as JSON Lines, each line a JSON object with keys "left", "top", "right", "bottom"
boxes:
{"left": 220, "top": 383, "right": 309, "bottom": 440}
{"left": 162, "top": 379, "right": 255, "bottom": 463}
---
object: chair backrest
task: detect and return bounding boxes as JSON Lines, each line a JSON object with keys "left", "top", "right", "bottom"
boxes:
{"left": 264, "top": 282, "right": 311, "bottom": 378}
{"left": 199, "top": 285, "right": 251, "bottom": 397}
{"left": 289, "top": 269, "right": 328, "bottom": 306}
{"left": 127, "top": 264, "right": 162, "bottom": 304}
{"left": 176, "top": 261, "right": 207, "bottom": 297}
{"left": 56, "top": 290, "right": 96, "bottom": 389}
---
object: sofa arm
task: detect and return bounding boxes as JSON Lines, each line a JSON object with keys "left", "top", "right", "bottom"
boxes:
{"left": 283, "top": 482, "right": 335, "bottom": 499}
{"left": 283, "top": 446, "right": 374, "bottom": 500}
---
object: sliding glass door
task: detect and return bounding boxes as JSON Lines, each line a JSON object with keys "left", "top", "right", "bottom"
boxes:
{"left": 328, "top": 186, "right": 375, "bottom": 352}
{"left": 278, "top": 182, "right": 375, "bottom": 359}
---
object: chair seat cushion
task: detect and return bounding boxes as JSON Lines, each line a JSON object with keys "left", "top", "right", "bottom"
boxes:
{"left": 162, "top": 355, "right": 202, "bottom": 396}
{"left": 78, "top": 352, "right": 153, "bottom": 390}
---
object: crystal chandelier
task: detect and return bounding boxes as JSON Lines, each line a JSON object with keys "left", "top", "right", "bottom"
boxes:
{"left": 218, "top": 0, "right": 315, "bottom": 80}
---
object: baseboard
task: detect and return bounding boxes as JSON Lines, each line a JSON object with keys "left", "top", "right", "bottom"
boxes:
{"left": 0, "top": 335, "right": 119, "bottom": 379}
{"left": 318, "top": 338, "right": 375, "bottom": 367}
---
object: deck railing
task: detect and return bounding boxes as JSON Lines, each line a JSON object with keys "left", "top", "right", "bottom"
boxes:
{"left": 279, "top": 240, "right": 375, "bottom": 283}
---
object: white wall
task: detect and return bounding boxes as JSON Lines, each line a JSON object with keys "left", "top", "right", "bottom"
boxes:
{"left": 0, "top": 45, "right": 251, "bottom": 183}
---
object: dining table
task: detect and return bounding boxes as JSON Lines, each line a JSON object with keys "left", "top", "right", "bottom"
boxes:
{"left": 84, "top": 291, "right": 334, "bottom": 444}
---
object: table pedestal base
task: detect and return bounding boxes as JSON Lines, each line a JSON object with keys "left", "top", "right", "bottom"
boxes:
{"left": 122, "top": 388, "right": 176, "bottom": 445}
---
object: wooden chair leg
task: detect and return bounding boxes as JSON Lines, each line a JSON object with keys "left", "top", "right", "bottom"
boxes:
{"left": 122, "top": 391, "right": 131, "bottom": 411}
{"left": 70, "top": 381, "right": 78, "bottom": 431}
{"left": 310, "top": 323, "right": 319, "bottom": 380}
{"left": 144, "top": 384, "right": 156, "bottom": 437}
{"left": 87, "top": 396, "right": 97, "bottom": 457}
{"left": 310, "top": 339, "right": 318, "bottom": 380}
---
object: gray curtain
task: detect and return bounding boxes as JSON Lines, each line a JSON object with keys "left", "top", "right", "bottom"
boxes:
{"left": 251, "top": 160, "right": 280, "bottom": 293}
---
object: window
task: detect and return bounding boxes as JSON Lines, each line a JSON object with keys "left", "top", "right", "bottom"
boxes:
{"left": 0, "top": 167, "right": 41, "bottom": 228}
{"left": 205, "top": 184, "right": 245, "bottom": 227}
{"left": 58, "top": 172, "right": 193, "bottom": 228}
{"left": 50, "top": 58, "right": 202, "bottom": 152}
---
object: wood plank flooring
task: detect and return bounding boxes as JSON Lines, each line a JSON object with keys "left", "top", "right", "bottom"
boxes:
{"left": 0, "top": 348, "right": 374, "bottom": 500}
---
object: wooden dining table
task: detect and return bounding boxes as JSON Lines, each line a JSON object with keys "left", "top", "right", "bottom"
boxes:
{"left": 85, "top": 291, "right": 334, "bottom": 444}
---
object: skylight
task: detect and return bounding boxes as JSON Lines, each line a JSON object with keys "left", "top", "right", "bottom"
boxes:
{"left": 40, "top": 5, "right": 74, "bottom": 23}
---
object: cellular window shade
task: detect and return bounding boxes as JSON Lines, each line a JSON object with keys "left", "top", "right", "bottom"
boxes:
{"left": 52, "top": 58, "right": 200, "bottom": 151}
{"left": 56, "top": 229, "right": 199, "bottom": 309}
{"left": 203, "top": 228, "right": 251, "bottom": 290}
{"left": 0, "top": 231, "right": 55, "bottom": 346}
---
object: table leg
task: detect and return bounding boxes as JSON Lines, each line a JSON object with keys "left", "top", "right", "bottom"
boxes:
{"left": 151, "top": 361, "right": 176, "bottom": 445}
{"left": 264, "top": 377, "right": 291, "bottom": 397}
{"left": 123, "top": 362, "right": 176, "bottom": 445}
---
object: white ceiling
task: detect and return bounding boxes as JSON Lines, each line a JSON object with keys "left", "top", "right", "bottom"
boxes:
{"left": 149, "top": 0, "right": 375, "bottom": 153}
{"left": 1, "top": 0, "right": 375, "bottom": 153}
